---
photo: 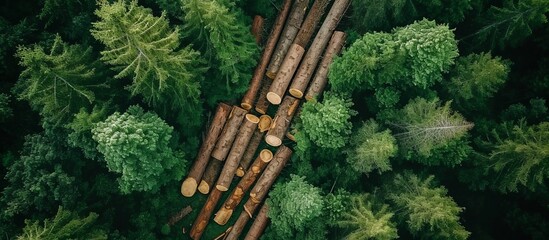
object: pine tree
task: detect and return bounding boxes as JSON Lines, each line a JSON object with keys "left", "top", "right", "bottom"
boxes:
{"left": 13, "top": 35, "right": 110, "bottom": 126}
{"left": 338, "top": 194, "right": 398, "bottom": 240}
{"left": 91, "top": 0, "right": 204, "bottom": 110}
{"left": 387, "top": 172, "right": 470, "bottom": 240}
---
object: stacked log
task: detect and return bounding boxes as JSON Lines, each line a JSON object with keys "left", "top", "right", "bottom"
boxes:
{"left": 243, "top": 204, "right": 270, "bottom": 240}
{"left": 189, "top": 188, "right": 223, "bottom": 240}
{"left": 265, "top": 96, "right": 300, "bottom": 147}
{"left": 251, "top": 15, "right": 265, "bottom": 44}
{"left": 181, "top": 103, "right": 231, "bottom": 197}
{"left": 236, "top": 115, "right": 272, "bottom": 177}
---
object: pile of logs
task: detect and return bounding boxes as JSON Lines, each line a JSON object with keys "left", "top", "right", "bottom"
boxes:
{"left": 180, "top": 0, "right": 350, "bottom": 239}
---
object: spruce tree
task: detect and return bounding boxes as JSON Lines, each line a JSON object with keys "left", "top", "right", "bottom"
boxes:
{"left": 338, "top": 194, "right": 398, "bottom": 240}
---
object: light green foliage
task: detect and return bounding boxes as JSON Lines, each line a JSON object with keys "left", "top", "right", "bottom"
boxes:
{"left": 410, "top": 137, "right": 473, "bottom": 167}
{"left": 266, "top": 175, "right": 325, "bottom": 238}
{"left": 18, "top": 206, "right": 106, "bottom": 240}
{"left": 484, "top": 121, "right": 549, "bottom": 192}
{"left": 338, "top": 194, "right": 398, "bottom": 240}
{"left": 391, "top": 98, "right": 473, "bottom": 157}
{"left": 91, "top": 0, "right": 204, "bottom": 109}
{"left": 346, "top": 119, "right": 397, "bottom": 174}
{"left": 92, "top": 105, "right": 186, "bottom": 194}
{"left": 181, "top": 0, "right": 258, "bottom": 104}
{"left": 447, "top": 52, "right": 510, "bottom": 111}
{"left": 324, "top": 190, "right": 352, "bottom": 226}
{"left": 0, "top": 93, "right": 12, "bottom": 122}
{"left": 66, "top": 104, "right": 114, "bottom": 160}
{"left": 300, "top": 93, "right": 356, "bottom": 149}
{"left": 463, "top": 0, "right": 549, "bottom": 50}
{"left": 329, "top": 19, "right": 458, "bottom": 109}
{"left": 387, "top": 173, "right": 470, "bottom": 239}
{"left": 13, "top": 36, "right": 109, "bottom": 125}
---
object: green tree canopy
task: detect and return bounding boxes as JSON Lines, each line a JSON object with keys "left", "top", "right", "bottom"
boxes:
{"left": 338, "top": 194, "right": 398, "bottom": 240}
{"left": 0, "top": 93, "right": 13, "bottom": 122}
{"left": 92, "top": 105, "right": 186, "bottom": 194}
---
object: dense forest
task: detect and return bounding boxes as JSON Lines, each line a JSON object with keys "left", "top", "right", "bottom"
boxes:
{"left": 1, "top": 0, "right": 549, "bottom": 239}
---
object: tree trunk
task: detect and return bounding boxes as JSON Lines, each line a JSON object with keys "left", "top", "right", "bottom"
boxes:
{"left": 237, "top": 115, "right": 272, "bottom": 177}
{"left": 211, "top": 106, "right": 248, "bottom": 161}
{"left": 167, "top": 206, "right": 193, "bottom": 226}
{"left": 289, "top": 0, "right": 350, "bottom": 98}
{"left": 305, "top": 31, "right": 346, "bottom": 100}
{"left": 189, "top": 188, "right": 224, "bottom": 240}
{"left": 241, "top": 0, "right": 292, "bottom": 110}
{"left": 216, "top": 114, "right": 260, "bottom": 192}
{"left": 266, "top": 0, "right": 310, "bottom": 79}
{"left": 243, "top": 204, "right": 269, "bottom": 240}
{"left": 182, "top": 103, "right": 231, "bottom": 197}
{"left": 214, "top": 149, "right": 273, "bottom": 225}
{"left": 254, "top": 77, "right": 272, "bottom": 114}
{"left": 198, "top": 157, "right": 223, "bottom": 194}
{"left": 265, "top": 96, "right": 300, "bottom": 147}
{"left": 266, "top": 44, "right": 305, "bottom": 105}
{"left": 251, "top": 15, "right": 265, "bottom": 44}
{"left": 293, "top": 0, "right": 331, "bottom": 48}
{"left": 226, "top": 146, "right": 292, "bottom": 240}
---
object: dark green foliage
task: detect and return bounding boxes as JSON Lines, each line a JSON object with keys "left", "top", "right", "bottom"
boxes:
{"left": 500, "top": 98, "right": 548, "bottom": 123}
{"left": 181, "top": 0, "right": 258, "bottom": 104}
{"left": 409, "top": 137, "right": 473, "bottom": 167}
{"left": 266, "top": 175, "right": 325, "bottom": 239}
{"left": 0, "top": 19, "right": 32, "bottom": 74}
{"left": 18, "top": 206, "right": 106, "bottom": 240}
{"left": 324, "top": 190, "right": 352, "bottom": 226}
{"left": 13, "top": 36, "right": 110, "bottom": 126}
{"left": 462, "top": 0, "right": 549, "bottom": 50}
{"left": 92, "top": 105, "right": 187, "bottom": 194}
{"left": 0, "top": 93, "right": 13, "bottom": 122}
{"left": 387, "top": 173, "right": 470, "bottom": 239}
{"left": 345, "top": 119, "right": 398, "bottom": 174}
{"left": 91, "top": 0, "right": 205, "bottom": 111}
{"left": 153, "top": 0, "right": 184, "bottom": 19}
{"left": 338, "top": 194, "right": 399, "bottom": 240}
{"left": 66, "top": 104, "right": 114, "bottom": 160}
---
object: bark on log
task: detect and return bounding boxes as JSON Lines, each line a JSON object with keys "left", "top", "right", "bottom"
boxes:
{"left": 243, "top": 204, "right": 269, "bottom": 240}
{"left": 251, "top": 15, "right": 265, "bottom": 44}
{"left": 265, "top": 96, "right": 300, "bottom": 147}
{"left": 289, "top": 0, "right": 350, "bottom": 98}
{"left": 182, "top": 103, "right": 231, "bottom": 197}
{"left": 216, "top": 114, "right": 260, "bottom": 192}
{"left": 305, "top": 31, "right": 346, "bottom": 100}
{"left": 211, "top": 106, "right": 248, "bottom": 161}
{"left": 254, "top": 77, "right": 272, "bottom": 114}
{"left": 214, "top": 149, "right": 273, "bottom": 225}
{"left": 198, "top": 157, "right": 223, "bottom": 194}
{"left": 241, "top": 0, "right": 292, "bottom": 110}
{"left": 226, "top": 146, "right": 292, "bottom": 240}
{"left": 190, "top": 188, "right": 224, "bottom": 240}
{"left": 167, "top": 206, "right": 193, "bottom": 226}
{"left": 236, "top": 115, "right": 272, "bottom": 177}
{"left": 266, "top": 44, "right": 305, "bottom": 105}
{"left": 293, "top": 0, "right": 331, "bottom": 48}
{"left": 266, "top": 0, "right": 310, "bottom": 79}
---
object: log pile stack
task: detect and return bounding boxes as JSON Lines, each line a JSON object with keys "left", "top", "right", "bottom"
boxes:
{"left": 180, "top": 0, "right": 349, "bottom": 239}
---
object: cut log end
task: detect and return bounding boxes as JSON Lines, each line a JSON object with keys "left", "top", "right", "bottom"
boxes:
{"left": 286, "top": 132, "right": 296, "bottom": 142}
{"left": 289, "top": 88, "right": 304, "bottom": 98}
{"left": 265, "top": 71, "right": 276, "bottom": 79}
{"left": 266, "top": 92, "right": 282, "bottom": 105}
{"left": 216, "top": 185, "right": 229, "bottom": 192}
{"left": 259, "top": 149, "right": 274, "bottom": 162}
{"left": 255, "top": 107, "right": 267, "bottom": 115}
{"left": 241, "top": 102, "right": 252, "bottom": 111}
{"left": 198, "top": 180, "right": 210, "bottom": 194}
{"left": 258, "top": 115, "right": 273, "bottom": 132}
{"left": 236, "top": 167, "right": 246, "bottom": 177}
{"left": 265, "top": 135, "right": 282, "bottom": 147}
{"left": 181, "top": 178, "right": 198, "bottom": 197}
{"left": 245, "top": 114, "right": 260, "bottom": 124}
{"left": 213, "top": 208, "right": 234, "bottom": 226}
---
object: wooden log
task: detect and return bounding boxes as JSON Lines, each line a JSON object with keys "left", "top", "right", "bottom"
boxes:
{"left": 293, "top": 0, "right": 331, "bottom": 48}
{"left": 226, "top": 146, "right": 292, "bottom": 240}
{"left": 304, "top": 31, "right": 346, "bottom": 100}
{"left": 266, "top": 0, "right": 310, "bottom": 79}
{"left": 189, "top": 188, "right": 224, "bottom": 240}
{"left": 243, "top": 204, "right": 269, "bottom": 240}
{"left": 241, "top": 0, "right": 292, "bottom": 110}
{"left": 182, "top": 103, "right": 231, "bottom": 197}
{"left": 213, "top": 227, "right": 232, "bottom": 240}
{"left": 289, "top": 0, "right": 350, "bottom": 98}
{"left": 216, "top": 114, "right": 260, "bottom": 192}
{"left": 198, "top": 157, "right": 223, "bottom": 194}
{"left": 254, "top": 77, "right": 272, "bottom": 114}
{"left": 266, "top": 44, "right": 305, "bottom": 105}
{"left": 214, "top": 149, "right": 274, "bottom": 225}
{"left": 265, "top": 96, "right": 300, "bottom": 147}
{"left": 167, "top": 206, "right": 193, "bottom": 226}
{"left": 251, "top": 15, "right": 265, "bottom": 44}
{"left": 211, "top": 106, "right": 248, "bottom": 161}
{"left": 236, "top": 115, "right": 272, "bottom": 177}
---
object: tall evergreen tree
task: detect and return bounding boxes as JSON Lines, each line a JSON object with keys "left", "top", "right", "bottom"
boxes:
{"left": 338, "top": 194, "right": 398, "bottom": 240}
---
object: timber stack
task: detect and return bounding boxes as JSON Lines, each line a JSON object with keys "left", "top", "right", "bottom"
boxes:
{"left": 180, "top": 0, "right": 349, "bottom": 239}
